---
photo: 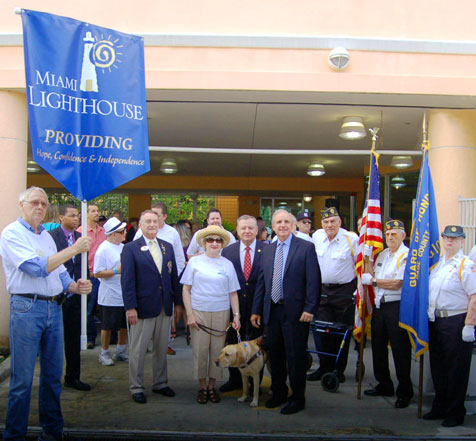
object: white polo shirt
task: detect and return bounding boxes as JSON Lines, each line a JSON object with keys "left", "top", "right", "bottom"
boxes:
{"left": 312, "top": 228, "right": 358, "bottom": 284}
{"left": 0, "top": 219, "right": 65, "bottom": 295}
{"left": 180, "top": 254, "right": 240, "bottom": 312}
{"left": 428, "top": 250, "right": 476, "bottom": 321}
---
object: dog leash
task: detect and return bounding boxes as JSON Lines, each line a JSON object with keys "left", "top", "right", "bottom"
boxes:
{"left": 197, "top": 322, "right": 232, "bottom": 337}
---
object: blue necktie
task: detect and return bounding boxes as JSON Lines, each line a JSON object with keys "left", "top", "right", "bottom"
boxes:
{"left": 271, "top": 243, "right": 284, "bottom": 303}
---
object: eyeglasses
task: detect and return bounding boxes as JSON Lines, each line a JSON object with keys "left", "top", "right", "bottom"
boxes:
{"left": 25, "top": 199, "right": 48, "bottom": 208}
{"left": 301, "top": 220, "right": 312, "bottom": 224}
{"left": 205, "top": 237, "right": 224, "bottom": 244}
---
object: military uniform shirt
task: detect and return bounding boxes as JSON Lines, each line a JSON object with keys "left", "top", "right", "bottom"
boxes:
{"left": 428, "top": 249, "right": 476, "bottom": 321}
{"left": 312, "top": 228, "right": 358, "bottom": 284}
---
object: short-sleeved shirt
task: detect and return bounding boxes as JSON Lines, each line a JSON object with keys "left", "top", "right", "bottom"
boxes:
{"left": 0, "top": 219, "right": 66, "bottom": 295}
{"left": 93, "top": 240, "right": 124, "bottom": 306}
{"left": 180, "top": 254, "right": 240, "bottom": 312}
{"left": 187, "top": 228, "right": 236, "bottom": 257}
{"left": 373, "top": 243, "right": 408, "bottom": 307}
{"left": 428, "top": 250, "right": 476, "bottom": 321}
{"left": 312, "top": 228, "right": 358, "bottom": 284}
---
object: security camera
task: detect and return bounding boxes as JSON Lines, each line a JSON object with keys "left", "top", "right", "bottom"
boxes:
{"left": 328, "top": 47, "right": 350, "bottom": 70}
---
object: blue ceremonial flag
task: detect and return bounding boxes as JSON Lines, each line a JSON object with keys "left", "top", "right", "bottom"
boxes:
{"left": 399, "top": 143, "right": 440, "bottom": 358}
{"left": 21, "top": 9, "right": 150, "bottom": 201}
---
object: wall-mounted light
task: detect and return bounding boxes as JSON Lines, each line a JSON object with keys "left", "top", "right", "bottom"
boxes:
{"left": 391, "top": 155, "right": 413, "bottom": 169}
{"left": 160, "top": 158, "right": 178, "bottom": 174}
{"left": 391, "top": 176, "right": 406, "bottom": 189}
{"left": 307, "top": 163, "right": 326, "bottom": 177}
{"left": 328, "top": 47, "right": 350, "bottom": 70}
{"left": 339, "top": 117, "right": 366, "bottom": 140}
{"left": 303, "top": 194, "right": 312, "bottom": 203}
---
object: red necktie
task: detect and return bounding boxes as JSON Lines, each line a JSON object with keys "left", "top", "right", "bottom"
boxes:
{"left": 243, "top": 246, "right": 252, "bottom": 281}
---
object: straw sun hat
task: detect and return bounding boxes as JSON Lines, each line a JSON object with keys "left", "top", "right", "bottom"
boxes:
{"left": 196, "top": 225, "right": 230, "bottom": 248}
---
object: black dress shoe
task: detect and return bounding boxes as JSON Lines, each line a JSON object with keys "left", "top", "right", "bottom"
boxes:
{"left": 64, "top": 379, "right": 91, "bottom": 391}
{"left": 422, "top": 410, "right": 446, "bottom": 420}
{"left": 219, "top": 381, "right": 242, "bottom": 393}
{"left": 280, "top": 400, "right": 305, "bottom": 415}
{"left": 441, "top": 416, "right": 464, "bottom": 427}
{"left": 132, "top": 392, "right": 147, "bottom": 403}
{"left": 307, "top": 367, "right": 327, "bottom": 381}
{"left": 364, "top": 387, "right": 394, "bottom": 397}
{"left": 394, "top": 397, "right": 410, "bottom": 408}
{"left": 265, "top": 395, "right": 288, "bottom": 408}
{"left": 152, "top": 386, "right": 175, "bottom": 397}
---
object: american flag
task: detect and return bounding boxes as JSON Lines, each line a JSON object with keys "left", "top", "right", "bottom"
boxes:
{"left": 353, "top": 149, "right": 384, "bottom": 342}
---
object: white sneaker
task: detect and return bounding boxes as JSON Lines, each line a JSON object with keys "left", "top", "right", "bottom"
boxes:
{"left": 115, "top": 350, "right": 129, "bottom": 362}
{"left": 99, "top": 351, "right": 115, "bottom": 366}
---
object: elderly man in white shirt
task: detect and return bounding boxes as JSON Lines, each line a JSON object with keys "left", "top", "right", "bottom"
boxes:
{"left": 423, "top": 225, "right": 476, "bottom": 427}
{"left": 361, "top": 219, "right": 413, "bottom": 409}
{"left": 308, "top": 206, "right": 358, "bottom": 382}
{"left": 187, "top": 208, "right": 236, "bottom": 259}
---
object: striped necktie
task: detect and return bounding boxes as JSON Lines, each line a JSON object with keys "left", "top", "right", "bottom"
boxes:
{"left": 271, "top": 243, "right": 284, "bottom": 303}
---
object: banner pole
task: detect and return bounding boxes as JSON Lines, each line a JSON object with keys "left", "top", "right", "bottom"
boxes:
{"left": 357, "top": 278, "right": 368, "bottom": 399}
{"left": 80, "top": 200, "right": 88, "bottom": 351}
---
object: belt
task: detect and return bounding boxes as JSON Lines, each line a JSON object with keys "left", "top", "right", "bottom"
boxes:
{"left": 434, "top": 309, "right": 466, "bottom": 318}
{"left": 380, "top": 294, "right": 401, "bottom": 305}
{"left": 13, "top": 293, "right": 66, "bottom": 305}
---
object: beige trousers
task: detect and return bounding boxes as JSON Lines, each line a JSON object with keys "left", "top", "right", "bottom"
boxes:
{"left": 128, "top": 308, "right": 170, "bottom": 394}
{"left": 191, "top": 309, "right": 229, "bottom": 380}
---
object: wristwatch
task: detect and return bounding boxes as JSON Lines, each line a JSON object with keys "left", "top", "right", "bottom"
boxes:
{"left": 372, "top": 278, "right": 377, "bottom": 287}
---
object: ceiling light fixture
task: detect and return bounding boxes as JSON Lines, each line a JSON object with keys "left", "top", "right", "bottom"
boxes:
{"left": 339, "top": 117, "right": 366, "bottom": 141}
{"left": 391, "top": 155, "right": 413, "bottom": 169}
{"left": 303, "top": 194, "right": 312, "bottom": 203}
{"left": 160, "top": 158, "right": 178, "bottom": 174}
{"left": 27, "top": 160, "right": 40, "bottom": 173}
{"left": 307, "top": 163, "right": 326, "bottom": 177}
{"left": 391, "top": 176, "right": 406, "bottom": 189}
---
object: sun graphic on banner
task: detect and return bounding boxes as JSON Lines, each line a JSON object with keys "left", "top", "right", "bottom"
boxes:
{"left": 91, "top": 34, "right": 123, "bottom": 73}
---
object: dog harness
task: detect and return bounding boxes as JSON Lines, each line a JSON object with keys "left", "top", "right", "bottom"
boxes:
{"left": 239, "top": 350, "right": 262, "bottom": 368}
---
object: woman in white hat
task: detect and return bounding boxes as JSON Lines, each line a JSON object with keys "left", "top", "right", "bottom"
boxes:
{"left": 181, "top": 225, "right": 241, "bottom": 404}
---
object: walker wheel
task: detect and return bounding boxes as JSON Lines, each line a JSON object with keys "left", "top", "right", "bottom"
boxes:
{"left": 321, "top": 372, "right": 340, "bottom": 392}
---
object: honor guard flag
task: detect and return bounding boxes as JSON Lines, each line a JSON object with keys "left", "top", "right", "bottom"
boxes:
{"left": 353, "top": 149, "right": 384, "bottom": 342}
{"left": 21, "top": 10, "right": 150, "bottom": 201}
{"left": 399, "top": 143, "right": 439, "bottom": 358}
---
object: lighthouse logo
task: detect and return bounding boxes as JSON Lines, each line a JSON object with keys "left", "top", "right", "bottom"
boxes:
{"left": 80, "top": 31, "right": 123, "bottom": 92}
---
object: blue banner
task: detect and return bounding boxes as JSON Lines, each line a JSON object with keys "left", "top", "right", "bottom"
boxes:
{"left": 399, "top": 144, "right": 440, "bottom": 358}
{"left": 21, "top": 9, "right": 150, "bottom": 201}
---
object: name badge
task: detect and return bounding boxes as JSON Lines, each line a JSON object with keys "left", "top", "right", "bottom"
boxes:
{"left": 141, "top": 246, "right": 149, "bottom": 252}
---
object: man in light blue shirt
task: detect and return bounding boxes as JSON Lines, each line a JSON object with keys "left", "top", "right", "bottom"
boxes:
{"left": 0, "top": 187, "right": 92, "bottom": 441}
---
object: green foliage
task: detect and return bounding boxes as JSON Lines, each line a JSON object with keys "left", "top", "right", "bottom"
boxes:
{"left": 221, "top": 219, "right": 235, "bottom": 232}
{"left": 151, "top": 195, "right": 216, "bottom": 224}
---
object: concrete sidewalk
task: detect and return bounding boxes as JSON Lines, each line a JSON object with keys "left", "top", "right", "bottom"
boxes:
{"left": 0, "top": 332, "right": 475, "bottom": 439}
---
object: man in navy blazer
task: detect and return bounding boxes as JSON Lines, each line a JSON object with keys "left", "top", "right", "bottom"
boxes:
{"left": 121, "top": 210, "right": 182, "bottom": 404}
{"left": 251, "top": 209, "right": 320, "bottom": 415}
{"left": 220, "top": 215, "right": 267, "bottom": 392}
{"left": 49, "top": 204, "right": 91, "bottom": 391}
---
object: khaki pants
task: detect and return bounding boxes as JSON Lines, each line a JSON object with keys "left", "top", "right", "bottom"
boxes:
{"left": 191, "top": 309, "right": 229, "bottom": 380}
{"left": 128, "top": 308, "right": 170, "bottom": 394}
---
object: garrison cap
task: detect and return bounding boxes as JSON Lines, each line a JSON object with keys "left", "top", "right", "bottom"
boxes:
{"left": 321, "top": 207, "right": 339, "bottom": 219}
{"left": 385, "top": 219, "right": 405, "bottom": 231}
{"left": 441, "top": 225, "right": 465, "bottom": 238}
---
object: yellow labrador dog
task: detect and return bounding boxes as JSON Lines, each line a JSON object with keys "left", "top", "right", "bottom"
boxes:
{"left": 216, "top": 337, "right": 267, "bottom": 407}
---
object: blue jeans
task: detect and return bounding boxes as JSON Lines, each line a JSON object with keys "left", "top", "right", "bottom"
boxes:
{"left": 4, "top": 295, "right": 64, "bottom": 441}
{"left": 87, "top": 277, "right": 100, "bottom": 343}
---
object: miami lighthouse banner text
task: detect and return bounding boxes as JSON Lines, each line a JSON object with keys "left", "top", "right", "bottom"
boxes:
{"left": 21, "top": 9, "right": 150, "bottom": 201}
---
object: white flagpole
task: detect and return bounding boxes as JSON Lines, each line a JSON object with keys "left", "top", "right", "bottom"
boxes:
{"left": 80, "top": 200, "right": 88, "bottom": 350}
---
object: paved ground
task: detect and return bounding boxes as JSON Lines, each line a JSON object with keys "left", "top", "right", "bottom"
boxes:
{"left": 0, "top": 331, "right": 475, "bottom": 440}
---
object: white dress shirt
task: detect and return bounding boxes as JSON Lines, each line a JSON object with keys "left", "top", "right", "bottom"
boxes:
{"left": 312, "top": 228, "right": 358, "bottom": 284}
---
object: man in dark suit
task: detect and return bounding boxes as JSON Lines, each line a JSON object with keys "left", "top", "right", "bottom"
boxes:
{"left": 49, "top": 204, "right": 91, "bottom": 391}
{"left": 220, "top": 214, "right": 267, "bottom": 392}
{"left": 121, "top": 210, "right": 183, "bottom": 404}
{"left": 251, "top": 209, "right": 320, "bottom": 415}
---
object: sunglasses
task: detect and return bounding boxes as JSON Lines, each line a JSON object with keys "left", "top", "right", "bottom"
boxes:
{"left": 301, "top": 220, "right": 312, "bottom": 224}
{"left": 205, "top": 237, "right": 224, "bottom": 244}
